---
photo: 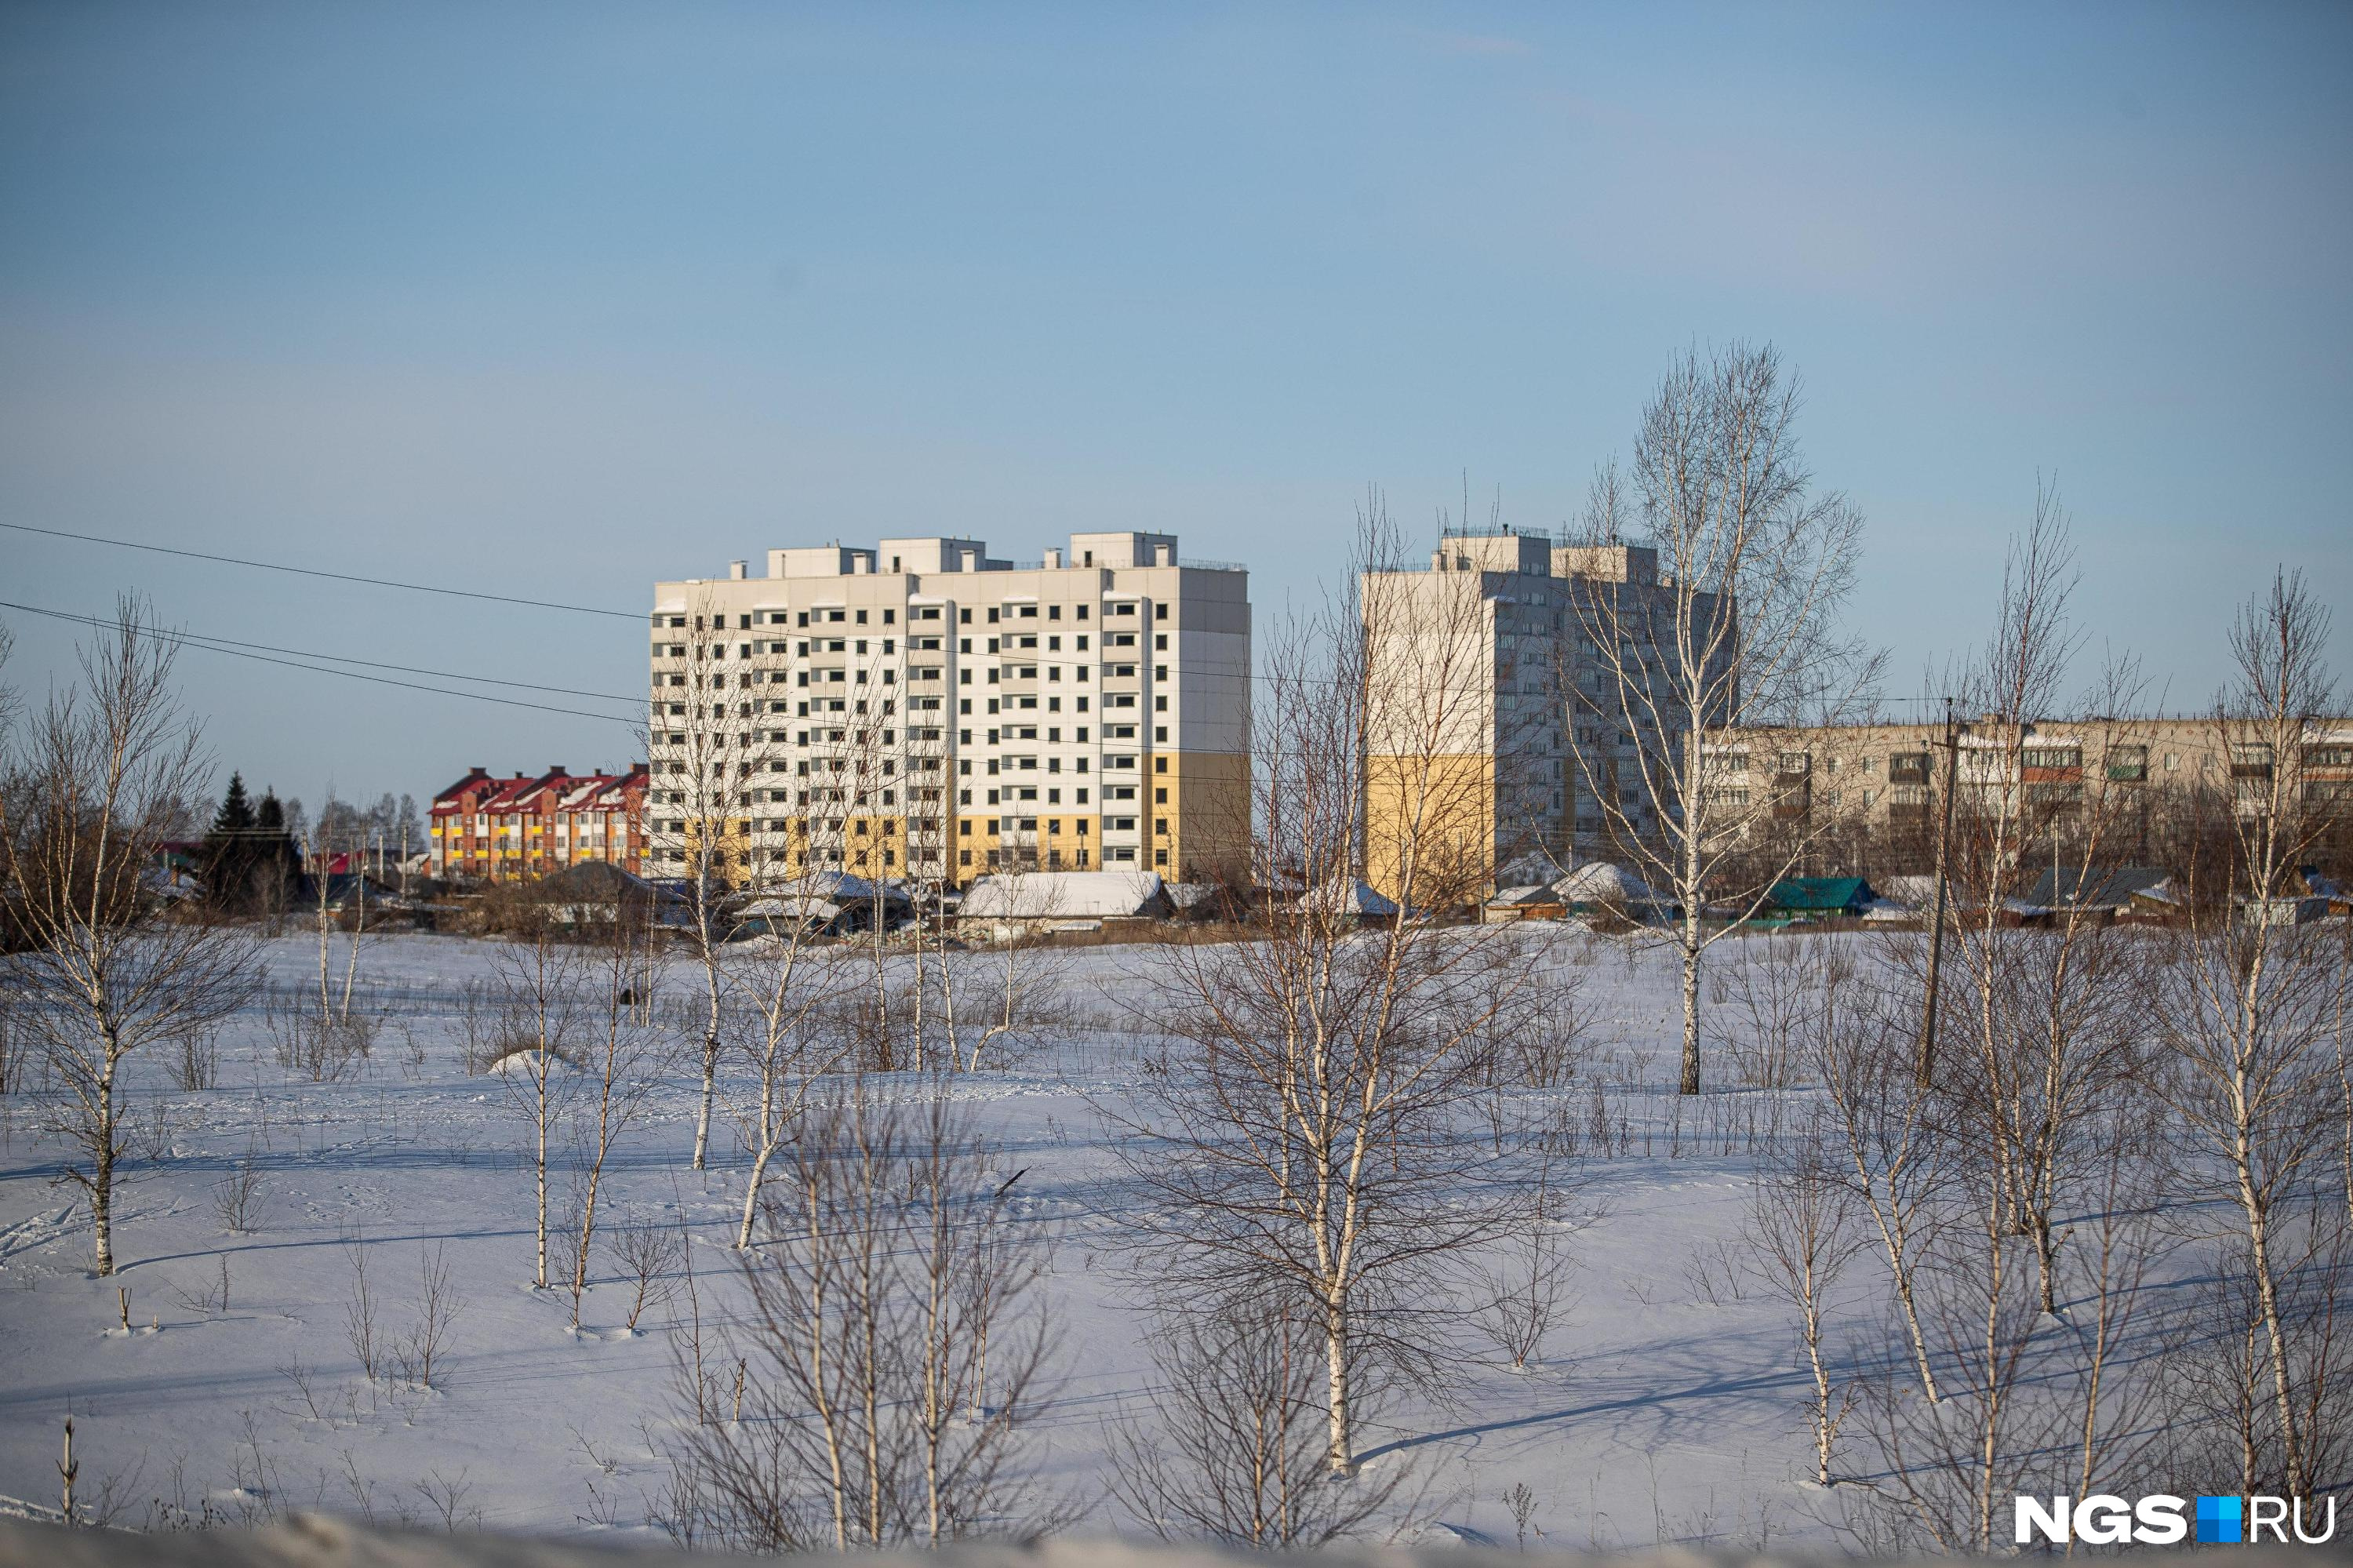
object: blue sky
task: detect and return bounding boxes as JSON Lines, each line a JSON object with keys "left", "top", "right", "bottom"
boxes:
{"left": 3, "top": 2, "right": 2348, "bottom": 811}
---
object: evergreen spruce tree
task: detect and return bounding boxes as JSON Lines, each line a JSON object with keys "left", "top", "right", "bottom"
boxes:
{"left": 202, "top": 773, "right": 260, "bottom": 910}
{"left": 210, "top": 773, "right": 256, "bottom": 837}
{"left": 250, "top": 788, "right": 299, "bottom": 915}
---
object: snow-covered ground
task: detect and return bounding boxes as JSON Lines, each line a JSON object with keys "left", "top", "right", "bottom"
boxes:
{"left": 0, "top": 930, "right": 1875, "bottom": 1550}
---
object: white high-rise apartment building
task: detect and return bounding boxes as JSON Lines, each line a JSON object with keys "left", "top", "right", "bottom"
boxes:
{"left": 648, "top": 532, "right": 1249, "bottom": 887}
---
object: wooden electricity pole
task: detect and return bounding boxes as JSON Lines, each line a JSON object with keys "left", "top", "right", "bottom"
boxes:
{"left": 1914, "top": 697, "right": 1960, "bottom": 1090}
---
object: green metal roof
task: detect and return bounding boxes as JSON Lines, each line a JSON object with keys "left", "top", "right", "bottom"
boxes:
{"left": 1765, "top": 876, "right": 1874, "bottom": 912}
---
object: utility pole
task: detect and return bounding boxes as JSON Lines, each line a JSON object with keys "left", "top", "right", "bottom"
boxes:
{"left": 1915, "top": 697, "right": 1959, "bottom": 1090}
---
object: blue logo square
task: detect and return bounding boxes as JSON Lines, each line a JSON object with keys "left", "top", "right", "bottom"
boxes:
{"left": 2196, "top": 1495, "right": 2242, "bottom": 1544}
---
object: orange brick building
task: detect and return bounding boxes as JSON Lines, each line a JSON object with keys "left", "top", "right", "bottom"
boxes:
{"left": 428, "top": 763, "right": 649, "bottom": 882}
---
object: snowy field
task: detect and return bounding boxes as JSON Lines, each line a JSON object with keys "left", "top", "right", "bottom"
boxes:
{"left": 0, "top": 927, "right": 2151, "bottom": 1550}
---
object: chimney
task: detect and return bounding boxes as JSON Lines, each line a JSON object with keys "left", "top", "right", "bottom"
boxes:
{"left": 729, "top": 560, "right": 747, "bottom": 580}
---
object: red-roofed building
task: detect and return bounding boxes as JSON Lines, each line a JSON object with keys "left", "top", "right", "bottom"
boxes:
{"left": 429, "top": 763, "right": 649, "bottom": 882}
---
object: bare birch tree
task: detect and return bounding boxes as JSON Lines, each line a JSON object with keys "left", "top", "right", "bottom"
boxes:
{"left": 898, "top": 677, "right": 955, "bottom": 1068}
{"left": 1853, "top": 1050, "right": 2068, "bottom": 1555}
{"left": 0, "top": 601, "right": 258, "bottom": 1275}
{"left": 484, "top": 908, "right": 584, "bottom": 1290}
{"left": 562, "top": 904, "right": 662, "bottom": 1325}
{"left": 798, "top": 678, "right": 919, "bottom": 1068}
{"left": 2148, "top": 568, "right": 2344, "bottom": 1502}
{"left": 1746, "top": 1119, "right": 1867, "bottom": 1487}
{"left": 726, "top": 897, "right": 849, "bottom": 1250}
{"left": 647, "top": 588, "right": 748, "bottom": 1170}
{"left": 1846, "top": 507, "right": 2226, "bottom": 1546}
{"left": 668, "top": 1077, "right": 1058, "bottom": 1548}
{"left": 1108, "top": 524, "right": 1572, "bottom": 1477}
{"left": 301, "top": 791, "right": 370, "bottom": 1028}
{"left": 936, "top": 898, "right": 1072, "bottom": 1075}
{"left": 1811, "top": 965, "right": 1945, "bottom": 1406}
{"left": 1110, "top": 1301, "right": 1413, "bottom": 1546}
{"left": 1561, "top": 343, "right": 1878, "bottom": 1092}
{"left": 2058, "top": 1108, "right": 2173, "bottom": 1514}
{"left": 1930, "top": 493, "right": 2162, "bottom": 1315}
{"left": 1857, "top": 1040, "right": 2177, "bottom": 1552}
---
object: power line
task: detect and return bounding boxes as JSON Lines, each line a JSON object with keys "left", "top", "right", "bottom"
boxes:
{"left": 0, "top": 601, "right": 642, "bottom": 726}
{"left": 4, "top": 591, "right": 1953, "bottom": 741}
{"left": 9, "top": 518, "right": 1980, "bottom": 715}
{"left": 4, "top": 519, "right": 1968, "bottom": 704}
{"left": 0, "top": 598, "right": 645, "bottom": 706}
{"left": 5, "top": 519, "right": 1934, "bottom": 702}
{"left": 1, "top": 521, "right": 644, "bottom": 620}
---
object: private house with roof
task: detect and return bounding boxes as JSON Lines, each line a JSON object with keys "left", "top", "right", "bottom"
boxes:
{"left": 1758, "top": 875, "right": 1879, "bottom": 924}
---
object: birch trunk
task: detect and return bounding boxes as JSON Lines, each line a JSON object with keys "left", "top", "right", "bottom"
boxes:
{"left": 1678, "top": 934, "right": 1702, "bottom": 1097}
{"left": 1323, "top": 1291, "right": 1353, "bottom": 1476}
{"left": 534, "top": 1067, "right": 550, "bottom": 1290}
{"left": 90, "top": 1055, "right": 118, "bottom": 1277}
{"left": 693, "top": 952, "right": 721, "bottom": 1170}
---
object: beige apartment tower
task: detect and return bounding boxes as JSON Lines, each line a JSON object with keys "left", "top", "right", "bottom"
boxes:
{"left": 648, "top": 533, "right": 1248, "bottom": 888}
{"left": 1361, "top": 528, "right": 1732, "bottom": 901}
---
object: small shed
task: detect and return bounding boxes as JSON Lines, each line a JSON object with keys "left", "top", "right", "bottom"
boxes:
{"left": 738, "top": 871, "right": 910, "bottom": 937}
{"left": 1165, "top": 881, "right": 1229, "bottom": 919}
{"left": 2297, "top": 868, "right": 2352, "bottom": 918}
{"left": 2239, "top": 894, "right": 2329, "bottom": 928}
{"left": 2026, "top": 864, "right": 2174, "bottom": 916}
{"left": 1873, "top": 874, "right": 1937, "bottom": 911}
{"left": 1285, "top": 878, "right": 1402, "bottom": 926}
{"left": 1553, "top": 861, "right": 1673, "bottom": 922}
{"left": 1482, "top": 883, "right": 1568, "bottom": 923}
{"left": 958, "top": 871, "right": 1173, "bottom": 938}
{"left": 296, "top": 870, "right": 398, "bottom": 913}
{"left": 1759, "top": 876, "right": 1877, "bottom": 923}
{"left": 539, "top": 861, "right": 682, "bottom": 927}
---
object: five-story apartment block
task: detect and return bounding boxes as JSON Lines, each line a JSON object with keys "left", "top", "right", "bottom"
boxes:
{"left": 648, "top": 533, "right": 1249, "bottom": 887}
